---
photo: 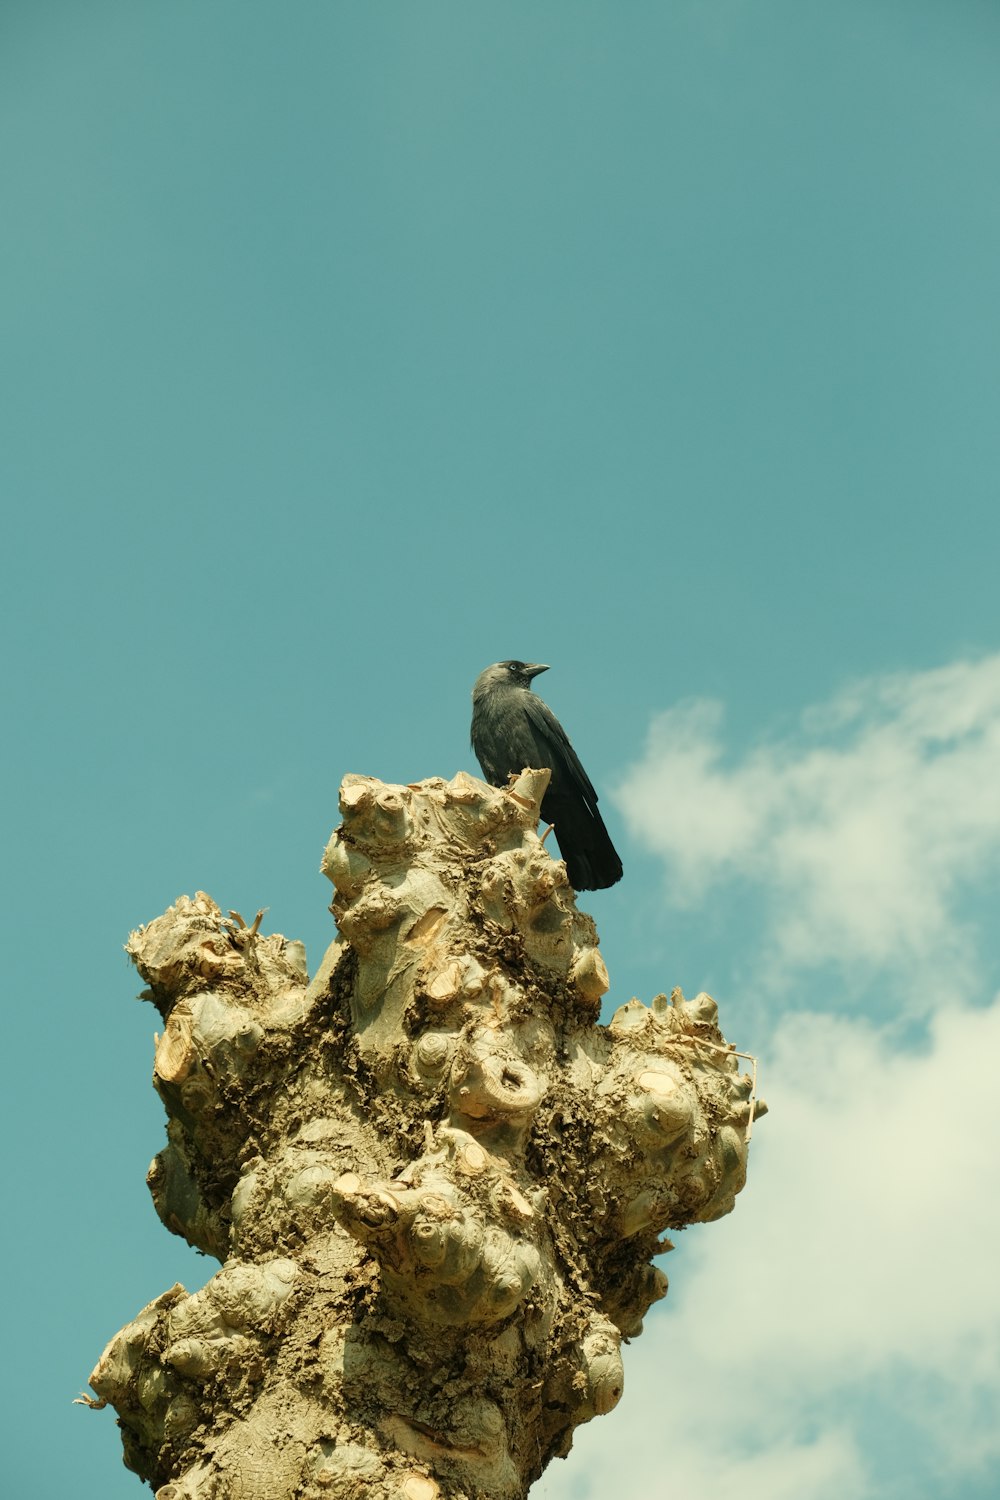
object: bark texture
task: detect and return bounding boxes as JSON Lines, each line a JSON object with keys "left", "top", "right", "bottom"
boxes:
{"left": 88, "top": 769, "right": 764, "bottom": 1500}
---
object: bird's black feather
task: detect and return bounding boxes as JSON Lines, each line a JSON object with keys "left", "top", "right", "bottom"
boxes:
{"left": 470, "top": 661, "right": 623, "bottom": 891}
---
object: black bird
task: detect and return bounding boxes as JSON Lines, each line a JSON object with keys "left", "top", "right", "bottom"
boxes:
{"left": 470, "top": 660, "right": 623, "bottom": 891}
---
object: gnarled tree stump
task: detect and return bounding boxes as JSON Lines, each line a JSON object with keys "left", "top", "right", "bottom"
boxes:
{"left": 87, "top": 769, "right": 763, "bottom": 1499}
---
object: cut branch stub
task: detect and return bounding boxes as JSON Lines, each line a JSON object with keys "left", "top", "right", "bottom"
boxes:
{"left": 89, "top": 771, "right": 762, "bottom": 1500}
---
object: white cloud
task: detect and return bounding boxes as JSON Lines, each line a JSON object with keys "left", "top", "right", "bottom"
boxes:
{"left": 549, "top": 658, "right": 1000, "bottom": 1499}
{"left": 536, "top": 1406, "right": 865, "bottom": 1500}
{"left": 537, "top": 996, "right": 1000, "bottom": 1500}
{"left": 615, "top": 655, "right": 1000, "bottom": 991}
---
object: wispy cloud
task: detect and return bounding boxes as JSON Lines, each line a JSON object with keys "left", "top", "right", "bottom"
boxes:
{"left": 539, "top": 995, "right": 1000, "bottom": 1500}
{"left": 616, "top": 655, "right": 1000, "bottom": 995}
{"left": 543, "top": 657, "right": 1000, "bottom": 1499}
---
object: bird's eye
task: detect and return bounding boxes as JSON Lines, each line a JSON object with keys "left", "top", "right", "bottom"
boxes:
{"left": 508, "top": 660, "right": 524, "bottom": 672}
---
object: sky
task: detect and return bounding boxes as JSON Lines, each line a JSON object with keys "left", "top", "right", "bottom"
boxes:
{"left": 2, "top": 2, "right": 999, "bottom": 1496}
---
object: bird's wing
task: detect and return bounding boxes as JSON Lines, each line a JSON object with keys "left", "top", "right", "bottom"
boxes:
{"left": 523, "top": 695, "right": 600, "bottom": 806}
{"left": 470, "top": 726, "right": 508, "bottom": 787}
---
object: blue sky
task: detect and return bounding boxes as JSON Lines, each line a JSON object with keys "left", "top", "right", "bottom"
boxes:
{"left": 2, "top": 3, "right": 999, "bottom": 1496}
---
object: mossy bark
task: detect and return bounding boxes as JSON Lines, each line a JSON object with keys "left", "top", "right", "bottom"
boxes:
{"left": 87, "top": 769, "right": 763, "bottom": 1500}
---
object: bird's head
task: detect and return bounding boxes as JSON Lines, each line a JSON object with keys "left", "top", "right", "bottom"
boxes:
{"left": 472, "top": 660, "right": 550, "bottom": 698}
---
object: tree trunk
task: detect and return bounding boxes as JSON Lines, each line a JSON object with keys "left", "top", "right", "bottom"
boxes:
{"left": 86, "top": 769, "right": 764, "bottom": 1500}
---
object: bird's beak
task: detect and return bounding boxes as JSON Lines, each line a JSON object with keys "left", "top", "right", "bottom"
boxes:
{"left": 524, "top": 663, "right": 549, "bottom": 680}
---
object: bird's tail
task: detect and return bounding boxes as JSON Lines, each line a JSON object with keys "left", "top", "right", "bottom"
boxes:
{"left": 548, "top": 799, "right": 623, "bottom": 892}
